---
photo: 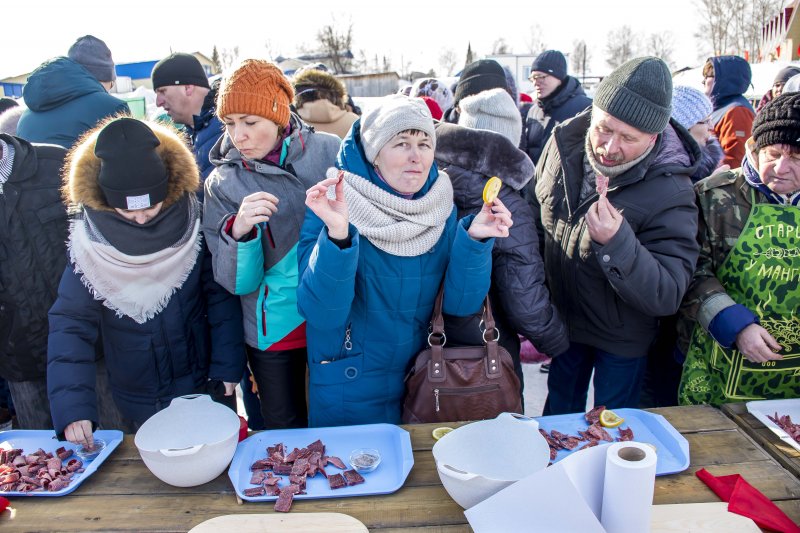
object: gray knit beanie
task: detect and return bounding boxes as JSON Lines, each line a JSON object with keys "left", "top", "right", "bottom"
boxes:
{"left": 458, "top": 88, "right": 522, "bottom": 145}
{"left": 68, "top": 35, "right": 116, "bottom": 82}
{"left": 361, "top": 94, "right": 436, "bottom": 163}
{"left": 671, "top": 85, "right": 712, "bottom": 130}
{"left": 594, "top": 57, "right": 672, "bottom": 134}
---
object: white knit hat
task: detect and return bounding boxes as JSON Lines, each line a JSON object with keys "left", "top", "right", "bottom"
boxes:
{"left": 671, "top": 85, "right": 713, "bottom": 130}
{"left": 458, "top": 88, "right": 522, "bottom": 145}
{"left": 361, "top": 94, "right": 436, "bottom": 163}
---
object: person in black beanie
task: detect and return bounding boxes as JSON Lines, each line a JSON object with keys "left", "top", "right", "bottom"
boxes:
{"left": 47, "top": 117, "right": 245, "bottom": 445}
{"left": 152, "top": 53, "right": 220, "bottom": 182}
{"left": 529, "top": 57, "right": 701, "bottom": 415}
{"left": 522, "top": 49, "right": 591, "bottom": 167}
{"left": 442, "top": 59, "right": 507, "bottom": 123}
{"left": 678, "top": 91, "right": 800, "bottom": 406}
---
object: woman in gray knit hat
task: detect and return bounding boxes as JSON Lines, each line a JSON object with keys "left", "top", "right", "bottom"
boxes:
{"left": 297, "top": 94, "right": 513, "bottom": 427}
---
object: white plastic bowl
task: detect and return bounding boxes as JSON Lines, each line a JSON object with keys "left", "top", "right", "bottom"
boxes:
{"left": 134, "top": 394, "right": 240, "bottom": 487}
{"left": 432, "top": 412, "right": 551, "bottom": 508}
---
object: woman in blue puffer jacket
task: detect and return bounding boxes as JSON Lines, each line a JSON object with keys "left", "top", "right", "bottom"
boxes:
{"left": 298, "top": 95, "right": 514, "bottom": 427}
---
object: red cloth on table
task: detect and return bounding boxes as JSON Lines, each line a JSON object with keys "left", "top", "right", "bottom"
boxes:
{"left": 696, "top": 468, "right": 800, "bottom": 533}
{"left": 0, "top": 496, "right": 8, "bottom": 512}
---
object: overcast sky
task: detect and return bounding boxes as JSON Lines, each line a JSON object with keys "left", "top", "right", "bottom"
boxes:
{"left": 3, "top": 0, "right": 714, "bottom": 80}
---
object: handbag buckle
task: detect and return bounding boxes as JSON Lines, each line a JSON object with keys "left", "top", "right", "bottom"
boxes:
{"left": 428, "top": 331, "right": 446, "bottom": 347}
{"left": 482, "top": 327, "right": 500, "bottom": 343}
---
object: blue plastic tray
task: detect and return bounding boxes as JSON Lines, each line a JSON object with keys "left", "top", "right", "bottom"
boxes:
{"left": 228, "top": 423, "right": 414, "bottom": 502}
{"left": 535, "top": 408, "right": 690, "bottom": 476}
{"left": 0, "top": 429, "right": 123, "bottom": 497}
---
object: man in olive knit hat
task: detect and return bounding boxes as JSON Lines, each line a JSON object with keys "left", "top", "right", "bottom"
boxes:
{"left": 529, "top": 57, "right": 701, "bottom": 414}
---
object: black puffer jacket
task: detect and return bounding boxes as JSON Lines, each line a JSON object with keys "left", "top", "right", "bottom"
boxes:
{"left": 0, "top": 134, "right": 68, "bottom": 381}
{"left": 435, "top": 122, "right": 569, "bottom": 358}
{"left": 524, "top": 76, "right": 592, "bottom": 165}
{"left": 531, "top": 110, "right": 701, "bottom": 357}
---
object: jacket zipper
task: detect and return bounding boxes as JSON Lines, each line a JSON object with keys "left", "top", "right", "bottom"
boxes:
{"left": 434, "top": 384, "right": 501, "bottom": 413}
{"left": 261, "top": 286, "right": 269, "bottom": 337}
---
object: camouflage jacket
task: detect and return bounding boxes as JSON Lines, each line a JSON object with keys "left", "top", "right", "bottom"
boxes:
{"left": 677, "top": 168, "right": 767, "bottom": 353}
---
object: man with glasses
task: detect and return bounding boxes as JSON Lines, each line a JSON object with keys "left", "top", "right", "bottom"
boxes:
{"left": 522, "top": 50, "right": 592, "bottom": 167}
{"left": 702, "top": 55, "right": 755, "bottom": 168}
{"left": 678, "top": 92, "right": 800, "bottom": 406}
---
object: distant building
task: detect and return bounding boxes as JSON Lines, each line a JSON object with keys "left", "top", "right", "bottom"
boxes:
{"left": 338, "top": 72, "right": 401, "bottom": 97}
{"left": 760, "top": 1, "right": 799, "bottom": 62}
{"left": 0, "top": 73, "right": 27, "bottom": 98}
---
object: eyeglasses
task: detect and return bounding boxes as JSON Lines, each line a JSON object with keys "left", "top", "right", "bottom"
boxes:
{"left": 529, "top": 74, "right": 550, "bottom": 82}
{"left": 702, "top": 75, "right": 714, "bottom": 85}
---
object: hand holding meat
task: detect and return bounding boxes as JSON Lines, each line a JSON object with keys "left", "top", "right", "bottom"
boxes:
{"left": 467, "top": 198, "right": 513, "bottom": 240}
{"left": 586, "top": 196, "right": 623, "bottom": 245}
{"left": 306, "top": 173, "right": 349, "bottom": 240}
{"left": 64, "top": 420, "right": 94, "bottom": 448}
{"left": 232, "top": 191, "right": 279, "bottom": 240}
{"left": 736, "top": 323, "right": 783, "bottom": 363}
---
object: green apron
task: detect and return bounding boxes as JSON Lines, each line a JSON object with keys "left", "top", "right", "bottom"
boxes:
{"left": 679, "top": 190, "right": 800, "bottom": 406}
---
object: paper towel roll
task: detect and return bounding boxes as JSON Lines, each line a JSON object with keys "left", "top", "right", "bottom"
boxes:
{"left": 600, "top": 441, "right": 657, "bottom": 533}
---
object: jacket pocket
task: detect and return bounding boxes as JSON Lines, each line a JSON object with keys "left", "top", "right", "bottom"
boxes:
{"left": 36, "top": 202, "right": 67, "bottom": 224}
{"left": 308, "top": 353, "right": 364, "bottom": 386}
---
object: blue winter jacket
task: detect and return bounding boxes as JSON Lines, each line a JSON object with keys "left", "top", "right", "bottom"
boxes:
{"left": 297, "top": 121, "right": 495, "bottom": 427}
{"left": 189, "top": 80, "right": 224, "bottom": 183}
{"left": 17, "top": 58, "right": 129, "bottom": 148}
{"left": 48, "top": 247, "right": 245, "bottom": 434}
{"left": 707, "top": 55, "right": 754, "bottom": 112}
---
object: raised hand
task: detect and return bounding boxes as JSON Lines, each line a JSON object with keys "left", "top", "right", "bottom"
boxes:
{"left": 232, "top": 191, "right": 280, "bottom": 240}
{"left": 306, "top": 172, "right": 349, "bottom": 240}
{"left": 468, "top": 198, "right": 513, "bottom": 240}
{"left": 586, "top": 196, "right": 623, "bottom": 245}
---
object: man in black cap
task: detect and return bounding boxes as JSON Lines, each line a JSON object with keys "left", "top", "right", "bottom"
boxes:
{"left": 529, "top": 57, "right": 701, "bottom": 414}
{"left": 151, "top": 53, "right": 220, "bottom": 181}
{"left": 523, "top": 50, "right": 592, "bottom": 166}
{"left": 443, "top": 59, "right": 508, "bottom": 123}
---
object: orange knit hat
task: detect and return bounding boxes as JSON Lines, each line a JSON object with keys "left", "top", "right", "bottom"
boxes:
{"left": 216, "top": 59, "right": 295, "bottom": 127}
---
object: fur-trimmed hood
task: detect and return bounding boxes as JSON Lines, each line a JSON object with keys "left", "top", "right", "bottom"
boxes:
{"left": 63, "top": 117, "right": 200, "bottom": 210}
{"left": 434, "top": 121, "right": 534, "bottom": 191}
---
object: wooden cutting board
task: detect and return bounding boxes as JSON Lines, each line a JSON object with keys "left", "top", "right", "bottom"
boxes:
{"left": 188, "top": 512, "right": 368, "bottom": 532}
{"left": 651, "top": 502, "right": 761, "bottom": 532}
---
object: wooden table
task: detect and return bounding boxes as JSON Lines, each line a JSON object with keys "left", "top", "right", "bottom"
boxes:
{"left": 723, "top": 402, "right": 800, "bottom": 480}
{"left": 2, "top": 405, "right": 799, "bottom": 532}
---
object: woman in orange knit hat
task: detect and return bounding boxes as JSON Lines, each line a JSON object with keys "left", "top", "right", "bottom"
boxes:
{"left": 203, "top": 59, "right": 341, "bottom": 428}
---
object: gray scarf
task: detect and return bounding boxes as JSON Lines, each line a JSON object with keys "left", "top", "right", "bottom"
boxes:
{"left": 330, "top": 167, "right": 454, "bottom": 256}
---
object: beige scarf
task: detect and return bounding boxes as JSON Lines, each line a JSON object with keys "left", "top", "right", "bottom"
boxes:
{"left": 328, "top": 167, "right": 454, "bottom": 256}
{"left": 68, "top": 204, "right": 203, "bottom": 324}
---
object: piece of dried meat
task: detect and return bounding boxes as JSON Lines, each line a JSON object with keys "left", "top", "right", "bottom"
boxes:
{"left": 343, "top": 469, "right": 365, "bottom": 486}
{"left": 617, "top": 427, "right": 634, "bottom": 442}
{"left": 274, "top": 487, "right": 294, "bottom": 512}
{"left": 328, "top": 473, "right": 346, "bottom": 489}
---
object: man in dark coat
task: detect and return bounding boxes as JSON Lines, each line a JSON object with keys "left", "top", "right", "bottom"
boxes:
{"left": 523, "top": 50, "right": 592, "bottom": 166}
{"left": 151, "top": 53, "right": 222, "bottom": 183}
{"left": 17, "top": 35, "right": 129, "bottom": 148}
{"left": 530, "top": 57, "right": 701, "bottom": 414}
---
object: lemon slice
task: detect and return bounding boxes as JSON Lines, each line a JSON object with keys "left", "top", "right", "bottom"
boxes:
{"left": 599, "top": 409, "right": 625, "bottom": 428}
{"left": 432, "top": 426, "right": 454, "bottom": 440}
{"left": 482, "top": 176, "right": 502, "bottom": 204}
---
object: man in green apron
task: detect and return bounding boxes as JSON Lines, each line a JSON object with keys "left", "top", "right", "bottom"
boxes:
{"left": 679, "top": 92, "right": 800, "bottom": 406}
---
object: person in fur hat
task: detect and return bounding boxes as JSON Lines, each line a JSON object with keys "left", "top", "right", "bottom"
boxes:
{"left": 48, "top": 117, "right": 245, "bottom": 445}
{"left": 203, "top": 60, "right": 341, "bottom": 429}
{"left": 434, "top": 88, "right": 569, "bottom": 403}
{"left": 292, "top": 68, "right": 358, "bottom": 139}
{"left": 298, "top": 94, "right": 513, "bottom": 427}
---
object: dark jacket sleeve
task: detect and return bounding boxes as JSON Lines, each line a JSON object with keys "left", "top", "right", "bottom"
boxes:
{"left": 592, "top": 182, "right": 700, "bottom": 317}
{"left": 201, "top": 241, "right": 246, "bottom": 383}
{"left": 492, "top": 195, "right": 569, "bottom": 356}
{"left": 47, "top": 266, "right": 102, "bottom": 438}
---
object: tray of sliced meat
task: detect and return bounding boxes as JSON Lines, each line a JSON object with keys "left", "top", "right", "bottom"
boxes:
{"left": 228, "top": 423, "right": 414, "bottom": 507}
{"left": 0, "top": 430, "right": 123, "bottom": 496}
{"left": 746, "top": 398, "right": 800, "bottom": 452}
{"left": 535, "top": 408, "right": 690, "bottom": 475}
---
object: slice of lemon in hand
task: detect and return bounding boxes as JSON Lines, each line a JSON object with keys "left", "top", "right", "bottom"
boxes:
{"left": 482, "top": 176, "right": 502, "bottom": 204}
{"left": 432, "top": 426, "right": 454, "bottom": 440}
{"left": 599, "top": 409, "right": 625, "bottom": 428}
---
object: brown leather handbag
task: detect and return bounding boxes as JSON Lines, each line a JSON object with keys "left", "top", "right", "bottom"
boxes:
{"left": 401, "top": 287, "right": 522, "bottom": 424}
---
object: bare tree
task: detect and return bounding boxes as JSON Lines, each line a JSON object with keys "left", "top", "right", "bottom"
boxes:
{"left": 219, "top": 46, "right": 240, "bottom": 70}
{"left": 465, "top": 43, "right": 475, "bottom": 68}
{"left": 525, "top": 24, "right": 547, "bottom": 54}
{"left": 492, "top": 38, "right": 511, "bottom": 55}
{"left": 316, "top": 20, "right": 354, "bottom": 74}
{"left": 438, "top": 48, "right": 458, "bottom": 77}
{"left": 211, "top": 45, "right": 222, "bottom": 74}
{"left": 382, "top": 55, "right": 392, "bottom": 72}
{"left": 695, "top": 0, "right": 783, "bottom": 60}
{"left": 263, "top": 39, "right": 278, "bottom": 62}
{"left": 605, "top": 26, "right": 639, "bottom": 69}
{"left": 646, "top": 31, "right": 676, "bottom": 69}
{"left": 571, "top": 40, "right": 591, "bottom": 82}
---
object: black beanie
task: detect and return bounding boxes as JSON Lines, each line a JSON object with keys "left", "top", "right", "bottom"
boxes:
{"left": 95, "top": 118, "right": 168, "bottom": 210}
{"left": 774, "top": 66, "right": 800, "bottom": 85}
{"left": 531, "top": 50, "right": 568, "bottom": 81}
{"left": 151, "top": 53, "right": 210, "bottom": 90}
{"left": 752, "top": 92, "right": 800, "bottom": 151}
{"left": 454, "top": 59, "right": 508, "bottom": 105}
